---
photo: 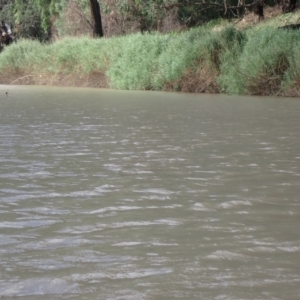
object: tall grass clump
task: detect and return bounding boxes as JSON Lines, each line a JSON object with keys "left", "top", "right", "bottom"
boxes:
{"left": 0, "top": 39, "right": 46, "bottom": 73}
{"left": 153, "top": 26, "right": 211, "bottom": 89}
{"left": 0, "top": 36, "right": 114, "bottom": 86}
{"left": 218, "top": 27, "right": 300, "bottom": 95}
{"left": 107, "top": 33, "right": 167, "bottom": 90}
{"left": 46, "top": 37, "right": 111, "bottom": 74}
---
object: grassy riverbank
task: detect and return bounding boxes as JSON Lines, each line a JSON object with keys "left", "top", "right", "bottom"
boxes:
{"left": 1, "top": 9, "right": 300, "bottom": 96}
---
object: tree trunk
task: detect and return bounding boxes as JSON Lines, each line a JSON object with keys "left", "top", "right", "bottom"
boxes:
{"left": 89, "top": 0, "right": 103, "bottom": 37}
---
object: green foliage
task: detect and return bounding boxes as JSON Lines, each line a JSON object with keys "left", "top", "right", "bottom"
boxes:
{"left": 12, "top": 0, "right": 49, "bottom": 40}
{"left": 0, "top": 0, "right": 14, "bottom": 25}
{"left": 11, "top": 0, "right": 94, "bottom": 39}
{"left": 3, "top": 0, "right": 295, "bottom": 41}
{"left": 115, "top": 0, "right": 167, "bottom": 31}
{"left": 35, "top": 0, "right": 56, "bottom": 31}
{"left": 53, "top": 0, "right": 90, "bottom": 37}
{"left": 13, "top": 0, "right": 61, "bottom": 34}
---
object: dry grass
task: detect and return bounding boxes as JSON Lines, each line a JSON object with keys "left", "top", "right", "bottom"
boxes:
{"left": 280, "top": 78, "right": 300, "bottom": 97}
{"left": 246, "top": 72, "right": 284, "bottom": 96}
{"left": 245, "top": 54, "right": 290, "bottom": 96}
{"left": 164, "top": 62, "right": 219, "bottom": 93}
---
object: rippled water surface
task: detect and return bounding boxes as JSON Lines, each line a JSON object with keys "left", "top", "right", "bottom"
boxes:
{"left": 0, "top": 86, "right": 300, "bottom": 299}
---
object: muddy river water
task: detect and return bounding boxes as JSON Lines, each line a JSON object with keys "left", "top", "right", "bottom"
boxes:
{"left": 0, "top": 86, "right": 299, "bottom": 299}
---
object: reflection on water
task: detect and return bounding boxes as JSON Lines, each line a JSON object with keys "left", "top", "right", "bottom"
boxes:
{"left": 0, "top": 86, "right": 300, "bottom": 299}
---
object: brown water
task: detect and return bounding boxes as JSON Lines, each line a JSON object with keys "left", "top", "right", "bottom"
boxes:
{"left": 0, "top": 85, "right": 300, "bottom": 299}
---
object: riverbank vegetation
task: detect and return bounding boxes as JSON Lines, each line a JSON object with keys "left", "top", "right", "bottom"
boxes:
{"left": 0, "top": 1, "right": 300, "bottom": 96}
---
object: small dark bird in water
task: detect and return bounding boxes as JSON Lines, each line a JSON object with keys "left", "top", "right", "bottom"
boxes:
{"left": 5, "top": 92, "right": 8, "bottom": 96}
